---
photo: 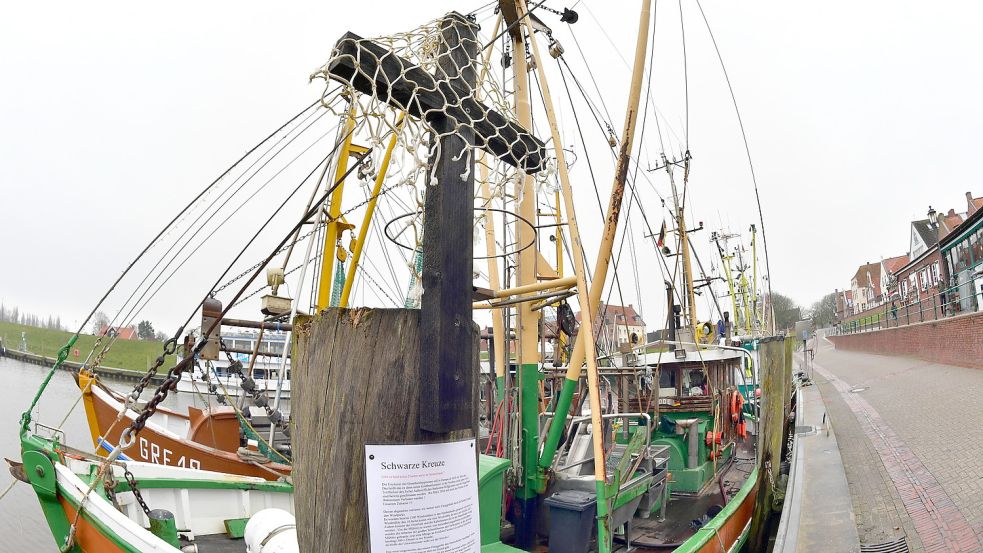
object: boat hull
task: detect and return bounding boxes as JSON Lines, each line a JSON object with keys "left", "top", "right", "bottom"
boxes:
{"left": 672, "top": 468, "right": 758, "bottom": 553}
{"left": 21, "top": 432, "right": 293, "bottom": 552}
{"left": 77, "top": 372, "right": 291, "bottom": 480}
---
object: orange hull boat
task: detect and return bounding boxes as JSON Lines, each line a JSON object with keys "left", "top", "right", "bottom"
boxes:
{"left": 77, "top": 372, "right": 291, "bottom": 481}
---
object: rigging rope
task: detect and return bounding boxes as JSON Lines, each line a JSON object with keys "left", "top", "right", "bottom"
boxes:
{"left": 694, "top": 0, "right": 775, "bottom": 327}
{"left": 17, "top": 97, "right": 325, "bottom": 429}
{"left": 73, "top": 101, "right": 332, "bottom": 381}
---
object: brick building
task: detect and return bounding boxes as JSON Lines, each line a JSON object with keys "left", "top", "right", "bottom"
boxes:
{"left": 893, "top": 205, "right": 967, "bottom": 313}
{"left": 850, "top": 261, "right": 882, "bottom": 314}
{"left": 97, "top": 325, "right": 137, "bottom": 340}
{"left": 833, "top": 289, "right": 853, "bottom": 322}
{"left": 881, "top": 254, "right": 910, "bottom": 300}
{"left": 575, "top": 303, "right": 646, "bottom": 352}
{"left": 939, "top": 192, "right": 983, "bottom": 315}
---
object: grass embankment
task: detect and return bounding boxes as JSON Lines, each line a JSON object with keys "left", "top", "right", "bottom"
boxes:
{"left": 840, "top": 310, "right": 884, "bottom": 330}
{"left": 0, "top": 321, "right": 175, "bottom": 372}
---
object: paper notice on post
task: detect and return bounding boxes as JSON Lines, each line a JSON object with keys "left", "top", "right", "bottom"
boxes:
{"left": 365, "top": 439, "right": 480, "bottom": 553}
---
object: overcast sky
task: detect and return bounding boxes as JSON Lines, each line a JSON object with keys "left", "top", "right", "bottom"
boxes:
{"left": 2, "top": 1, "right": 982, "bottom": 333}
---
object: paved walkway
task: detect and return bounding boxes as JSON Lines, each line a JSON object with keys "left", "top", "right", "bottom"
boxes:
{"left": 813, "top": 335, "right": 983, "bottom": 553}
{"left": 775, "top": 375, "right": 860, "bottom": 553}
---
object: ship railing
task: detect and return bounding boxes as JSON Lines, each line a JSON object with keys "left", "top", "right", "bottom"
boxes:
{"left": 542, "top": 412, "right": 651, "bottom": 473}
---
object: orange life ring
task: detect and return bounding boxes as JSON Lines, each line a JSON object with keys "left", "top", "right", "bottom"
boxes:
{"left": 730, "top": 390, "right": 745, "bottom": 422}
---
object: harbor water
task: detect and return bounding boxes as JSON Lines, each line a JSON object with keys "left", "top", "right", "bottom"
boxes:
{"left": 0, "top": 356, "right": 220, "bottom": 552}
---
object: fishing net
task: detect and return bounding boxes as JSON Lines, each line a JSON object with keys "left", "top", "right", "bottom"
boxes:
{"left": 309, "top": 12, "right": 555, "bottom": 303}
{"left": 311, "top": 13, "right": 547, "bottom": 181}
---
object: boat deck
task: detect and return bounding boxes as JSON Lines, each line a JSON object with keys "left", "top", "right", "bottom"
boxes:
{"left": 624, "top": 442, "right": 756, "bottom": 550}
{"left": 189, "top": 534, "right": 246, "bottom": 553}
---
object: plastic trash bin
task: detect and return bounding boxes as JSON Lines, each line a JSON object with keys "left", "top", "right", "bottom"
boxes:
{"left": 543, "top": 490, "right": 597, "bottom": 553}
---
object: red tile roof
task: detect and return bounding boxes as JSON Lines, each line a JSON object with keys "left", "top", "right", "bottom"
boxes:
{"left": 852, "top": 262, "right": 881, "bottom": 292}
{"left": 942, "top": 211, "right": 965, "bottom": 237}
{"left": 98, "top": 325, "right": 137, "bottom": 340}
{"left": 882, "top": 254, "right": 910, "bottom": 275}
{"left": 575, "top": 302, "right": 646, "bottom": 327}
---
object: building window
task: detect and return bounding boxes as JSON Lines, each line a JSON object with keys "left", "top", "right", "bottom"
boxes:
{"left": 973, "top": 228, "right": 983, "bottom": 268}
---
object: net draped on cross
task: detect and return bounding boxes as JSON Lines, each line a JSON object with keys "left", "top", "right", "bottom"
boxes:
{"left": 308, "top": 14, "right": 558, "bottom": 306}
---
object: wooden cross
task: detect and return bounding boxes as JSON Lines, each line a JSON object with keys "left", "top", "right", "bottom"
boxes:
{"left": 326, "top": 12, "right": 546, "bottom": 433}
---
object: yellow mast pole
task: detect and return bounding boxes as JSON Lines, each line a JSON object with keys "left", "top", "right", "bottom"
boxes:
{"left": 316, "top": 106, "right": 356, "bottom": 310}
{"left": 475, "top": 15, "right": 508, "bottom": 391}
{"left": 508, "top": 9, "right": 544, "bottom": 544}
{"left": 719, "top": 245, "right": 740, "bottom": 328}
{"left": 739, "top": 268, "right": 753, "bottom": 334}
{"left": 678, "top": 203, "right": 699, "bottom": 336}
{"left": 338, "top": 117, "right": 403, "bottom": 308}
{"left": 480, "top": 158, "right": 508, "bottom": 390}
{"left": 751, "top": 224, "right": 759, "bottom": 330}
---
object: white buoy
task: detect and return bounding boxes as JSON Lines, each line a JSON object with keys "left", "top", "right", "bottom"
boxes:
{"left": 244, "top": 509, "right": 299, "bottom": 553}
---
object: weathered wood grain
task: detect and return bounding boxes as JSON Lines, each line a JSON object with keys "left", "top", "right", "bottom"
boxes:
{"left": 749, "top": 336, "right": 788, "bottom": 550}
{"left": 292, "top": 308, "right": 478, "bottom": 550}
{"left": 418, "top": 14, "right": 478, "bottom": 434}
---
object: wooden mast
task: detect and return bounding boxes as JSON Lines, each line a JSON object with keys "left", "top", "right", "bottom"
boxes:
{"left": 476, "top": 15, "right": 509, "bottom": 397}
{"left": 518, "top": 4, "right": 618, "bottom": 548}
{"left": 504, "top": 3, "right": 544, "bottom": 545}
{"left": 537, "top": 0, "right": 653, "bottom": 485}
{"left": 669, "top": 161, "right": 699, "bottom": 340}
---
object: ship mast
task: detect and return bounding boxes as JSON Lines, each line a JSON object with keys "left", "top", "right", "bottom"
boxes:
{"left": 505, "top": 1, "right": 653, "bottom": 551}
{"left": 668, "top": 159, "right": 700, "bottom": 341}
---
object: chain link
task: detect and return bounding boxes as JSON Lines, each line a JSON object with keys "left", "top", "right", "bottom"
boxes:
{"left": 123, "top": 466, "right": 152, "bottom": 517}
{"left": 218, "top": 343, "right": 290, "bottom": 433}
{"left": 213, "top": 227, "right": 321, "bottom": 294}
{"left": 129, "top": 336, "right": 180, "bottom": 402}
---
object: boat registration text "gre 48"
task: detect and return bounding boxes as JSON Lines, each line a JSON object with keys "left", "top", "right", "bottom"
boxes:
{"left": 139, "top": 436, "right": 201, "bottom": 469}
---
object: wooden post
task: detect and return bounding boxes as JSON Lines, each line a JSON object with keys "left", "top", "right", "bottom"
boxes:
{"left": 323, "top": 11, "right": 545, "bottom": 433}
{"left": 292, "top": 309, "right": 478, "bottom": 550}
{"left": 749, "top": 335, "right": 788, "bottom": 550}
{"left": 419, "top": 13, "right": 480, "bottom": 433}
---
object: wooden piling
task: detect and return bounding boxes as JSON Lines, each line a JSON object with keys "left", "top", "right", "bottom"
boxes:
{"left": 749, "top": 335, "right": 788, "bottom": 550}
{"left": 291, "top": 308, "right": 478, "bottom": 551}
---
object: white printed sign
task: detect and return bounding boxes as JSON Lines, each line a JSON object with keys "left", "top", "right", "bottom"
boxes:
{"left": 365, "top": 439, "right": 480, "bottom": 553}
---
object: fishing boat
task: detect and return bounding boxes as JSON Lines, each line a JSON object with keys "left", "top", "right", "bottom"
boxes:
{"left": 15, "top": 0, "right": 793, "bottom": 551}
{"left": 14, "top": 430, "right": 294, "bottom": 552}
{"left": 176, "top": 331, "right": 292, "bottom": 402}
{"left": 76, "top": 371, "right": 292, "bottom": 479}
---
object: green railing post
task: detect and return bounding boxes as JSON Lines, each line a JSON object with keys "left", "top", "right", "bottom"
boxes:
{"left": 933, "top": 294, "right": 938, "bottom": 320}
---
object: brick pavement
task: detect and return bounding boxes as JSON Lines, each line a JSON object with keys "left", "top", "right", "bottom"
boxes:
{"left": 813, "top": 337, "right": 983, "bottom": 552}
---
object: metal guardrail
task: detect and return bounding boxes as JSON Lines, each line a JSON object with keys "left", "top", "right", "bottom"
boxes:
{"left": 832, "top": 285, "right": 983, "bottom": 336}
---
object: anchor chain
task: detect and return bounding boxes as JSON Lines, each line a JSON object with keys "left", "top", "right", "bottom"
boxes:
{"left": 129, "top": 334, "right": 181, "bottom": 402}
{"left": 218, "top": 344, "right": 289, "bottom": 433}
{"left": 123, "top": 466, "right": 152, "bottom": 517}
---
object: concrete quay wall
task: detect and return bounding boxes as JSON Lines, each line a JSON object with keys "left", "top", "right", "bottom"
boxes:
{"left": 828, "top": 311, "right": 983, "bottom": 369}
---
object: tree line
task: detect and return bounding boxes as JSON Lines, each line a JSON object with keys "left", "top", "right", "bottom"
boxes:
{"left": 769, "top": 291, "right": 838, "bottom": 331}
{"left": 0, "top": 304, "right": 65, "bottom": 331}
{"left": 91, "top": 311, "right": 167, "bottom": 341}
